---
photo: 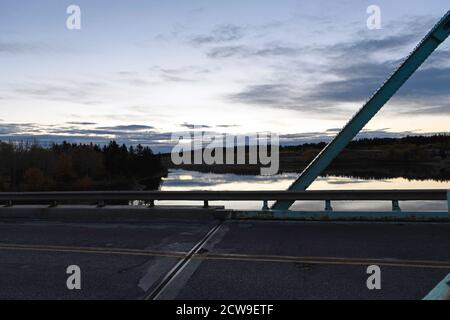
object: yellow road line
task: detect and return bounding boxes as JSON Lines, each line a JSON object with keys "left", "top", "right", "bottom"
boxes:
{"left": 194, "top": 253, "right": 450, "bottom": 269}
{"left": 0, "top": 242, "right": 186, "bottom": 254}
{"left": 0, "top": 243, "right": 185, "bottom": 259}
{"left": 0, "top": 243, "right": 449, "bottom": 269}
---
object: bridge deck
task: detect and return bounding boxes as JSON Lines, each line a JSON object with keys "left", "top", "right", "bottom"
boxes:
{"left": 0, "top": 216, "right": 449, "bottom": 300}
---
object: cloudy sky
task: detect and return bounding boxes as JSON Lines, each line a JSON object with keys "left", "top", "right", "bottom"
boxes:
{"left": 0, "top": 0, "right": 449, "bottom": 152}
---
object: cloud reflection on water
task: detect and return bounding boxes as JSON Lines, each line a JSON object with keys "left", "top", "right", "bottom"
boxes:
{"left": 159, "top": 170, "right": 449, "bottom": 211}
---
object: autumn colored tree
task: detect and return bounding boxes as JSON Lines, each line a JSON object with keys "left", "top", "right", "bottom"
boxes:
{"left": 23, "top": 168, "right": 51, "bottom": 191}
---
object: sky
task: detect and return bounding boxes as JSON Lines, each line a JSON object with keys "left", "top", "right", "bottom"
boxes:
{"left": 0, "top": 0, "right": 449, "bottom": 152}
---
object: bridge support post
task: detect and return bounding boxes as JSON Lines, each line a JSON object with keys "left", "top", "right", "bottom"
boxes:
{"left": 392, "top": 200, "right": 401, "bottom": 212}
{"left": 325, "top": 200, "right": 333, "bottom": 211}
{"left": 203, "top": 200, "right": 209, "bottom": 208}
{"left": 262, "top": 200, "right": 269, "bottom": 211}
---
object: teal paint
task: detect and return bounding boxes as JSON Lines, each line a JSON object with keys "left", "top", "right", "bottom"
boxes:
{"left": 273, "top": 10, "right": 450, "bottom": 210}
{"left": 423, "top": 273, "right": 450, "bottom": 300}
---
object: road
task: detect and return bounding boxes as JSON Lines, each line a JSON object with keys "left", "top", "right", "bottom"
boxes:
{"left": 0, "top": 217, "right": 449, "bottom": 299}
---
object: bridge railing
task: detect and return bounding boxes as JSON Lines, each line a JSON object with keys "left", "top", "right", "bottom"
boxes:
{"left": 0, "top": 189, "right": 448, "bottom": 213}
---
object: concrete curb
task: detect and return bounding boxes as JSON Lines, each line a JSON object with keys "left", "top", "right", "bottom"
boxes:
{"left": 0, "top": 205, "right": 229, "bottom": 221}
{"left": 229, "top": 210, "right": 449, "bottom": 222}
{"left": 0, "top": 206, "right": 447, "bottom": 223}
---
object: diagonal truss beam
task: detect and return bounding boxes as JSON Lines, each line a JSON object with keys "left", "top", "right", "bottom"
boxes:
{"left": 273, "top": 10, "right": 450, "bottom": 210}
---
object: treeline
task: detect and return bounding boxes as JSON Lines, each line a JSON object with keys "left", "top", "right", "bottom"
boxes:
{"left": 347, "top": 134, "right": 450, "bottom": 147}
{"left": 281, "top": 134, "right": 450, "bottom": 150}
{"left": 0, "top": 141, "right": 167, "bottom": 192}
{"left": 281, "top": 134, "right": 450, "bottom": 162}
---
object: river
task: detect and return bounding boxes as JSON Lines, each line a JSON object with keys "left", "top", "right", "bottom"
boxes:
{"left": 159, "top": 169, "right": 449, "bottom": 211}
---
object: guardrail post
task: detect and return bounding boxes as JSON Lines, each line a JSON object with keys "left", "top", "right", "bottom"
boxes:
{"left": 392, "top": 200, "right": 401, "bottom": 212}
{"left": 97, "top": 200, "right": 105, "bottom": 208}
{"left": 325, "top": 200, "right": 333, "bottom": 211}
{"left": 4, "top": 200, "right": 12, "bottom": 207}
{"left": 148, "top": 200, "right": 155, "bottom": 208}
{"left": 203, "top": 200, "right": 209, "bottom": 208}
{"left": 262, "top": 200, "right": 269, "bottom": 211}
{"left": 49, "top": 201, "right": 58, "bottom": 208}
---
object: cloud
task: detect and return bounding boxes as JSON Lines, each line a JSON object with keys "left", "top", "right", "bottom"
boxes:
{"left": 226, "top": 15, "right": 450, "bottom": 117}
{"left": 228, "top": 84, "right": 297, "bottom": 107}
{"left": 306, "top": 56, "right": 450, "bottom": 115}
{"left": 191, "top": 22, "right": 306, "bottom": 59}
{"left": 207, "top": 44, "right": 304, "bottom": 59}
{"left": 66, "top": 122, "right": 97, "bottom": 125}
{"left": 327, "top": 33, "right": 419, "bottom": 58}
{"left": 216, "top": 124, "right": 239, "bottom": 128}
{"left": 207, "top": 45, "right": 251, "bottom": 58}
{"left": 180, "top": 123, "right": 212, "bottom": 129}
{"left": 0, "top": 122, "right": 44, "bottom": 135}
{"left": 192, "top": 21, "right": 306, "bottom": 59}
{"left": 95, "top": 125, "right": 154, "bottom": 131}
{"left": 227, "top": 82, "right": 349, "bottom": 117}
{"left": 146, "top": 66, "right": 213, "bottom": 83}
{"left": 8, "top": 80, "right": 107, "bottom": 104}
{"left": 179, "top": 123, "right": 239, "bottom": 130}
{"left": 1, "top": 120, "right": 443, "bottom": 154}
{"left": 0, "top": 41, "right": 42, "bottom": 54}
{"left": 190, "top": 24, "right": 244, "bottom": 46}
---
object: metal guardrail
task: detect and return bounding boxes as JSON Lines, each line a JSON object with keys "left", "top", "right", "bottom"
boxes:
{"left": 0, "top": 189, "right": 447, "bottom": 201}
{"left": 0, "top": 189, "right": 448, "bottom": 212}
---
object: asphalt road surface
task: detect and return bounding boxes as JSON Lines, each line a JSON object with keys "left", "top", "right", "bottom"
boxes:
{"left": 0, "top": 218, "right": 449, "bottom": 299}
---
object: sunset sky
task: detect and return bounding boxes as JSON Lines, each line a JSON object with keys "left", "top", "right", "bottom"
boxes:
{"left": 0, "top": 0, "right": 449, "bottom": 152}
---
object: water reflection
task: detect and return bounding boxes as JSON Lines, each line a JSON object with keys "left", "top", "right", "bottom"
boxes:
{"left": 160, "top": 169, "right": 449, "bottom": 211}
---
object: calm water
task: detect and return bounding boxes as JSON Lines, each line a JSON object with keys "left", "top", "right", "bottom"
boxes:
{"left": 160, "top": 169, "right": 449, "bottom": 211}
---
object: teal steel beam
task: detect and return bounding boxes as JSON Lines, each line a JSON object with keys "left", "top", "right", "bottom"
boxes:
{"left": 273, "top": 10, "right": 450, "bottom": 210}
{"left": 423, "top": 273, "right": 450, "bottom": 300}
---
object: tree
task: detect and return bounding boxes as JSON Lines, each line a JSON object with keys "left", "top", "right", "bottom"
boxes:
{"left": 55, "top": 154, "right": 75, "bottom": 183}
{"left": 23, "top": 168, "right": 49, "bottom": 191}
